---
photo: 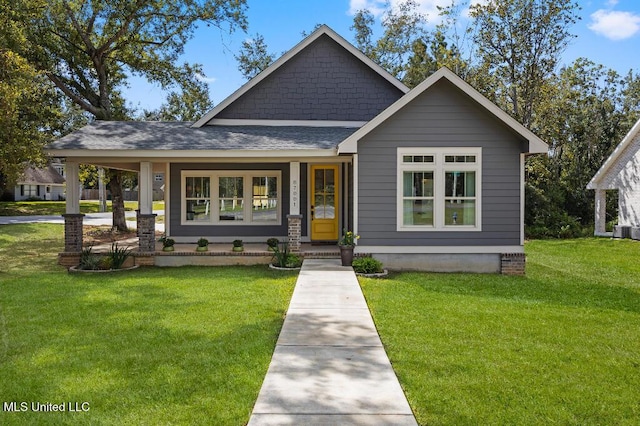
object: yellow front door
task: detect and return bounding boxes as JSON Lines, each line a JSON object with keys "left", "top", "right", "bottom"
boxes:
{"left": 311, "top": 165, "right": 339, "bottom": 241}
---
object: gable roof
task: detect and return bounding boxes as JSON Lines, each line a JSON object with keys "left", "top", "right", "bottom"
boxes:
{"left": 338, "top": 67, "right": 548, "bottom": 154}
{"left": 193, "top": 25, "right": 409, "bottom": 127}
{"left": 19, "top": 164, "right": 65, "bottom": 185}
{"left": 587, "top": 117, "right": 640, "bottom": 189}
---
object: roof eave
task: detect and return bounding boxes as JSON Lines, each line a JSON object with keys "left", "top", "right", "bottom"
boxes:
{"left": 587, "top": 117, "right": 640, "bottom": 189}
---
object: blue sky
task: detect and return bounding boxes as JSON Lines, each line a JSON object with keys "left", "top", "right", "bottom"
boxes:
{"left": 126, "top": 0, "right": 640, "bottom": 113}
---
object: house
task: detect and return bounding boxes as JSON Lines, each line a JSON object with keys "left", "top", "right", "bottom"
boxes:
{"left": 47, "top": 25, "right": 547, "bottom": 273}
{"left": 588, "top": 118, "right": 640, "bottom": 238}
{"left": 13, "top": 163, "right": 66, "bottom": 201}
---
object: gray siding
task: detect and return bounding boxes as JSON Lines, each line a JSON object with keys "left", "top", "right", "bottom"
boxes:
{"left": 215, "top": 35, "right": 404, "bottom": 122}
{"left": 170, "top": 163, "right": 305, "bottom": 238}
{"left": 357, "top": 79, "right": 527, "bottom": 247}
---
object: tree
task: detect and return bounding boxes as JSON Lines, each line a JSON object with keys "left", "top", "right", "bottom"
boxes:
{"left": 235, "top": 33, "right": 276, "bottom": 80}
{"left": 143, "top": 64, "right": 213, "bottom": 121}
{"left": 350, "top": 0, "right": 428, "bottom": 82}
{"left": 7, "top": 0, "right": 247, "bottom": 230}
{"left": 469, "top": 0, "right": 580, "bottom": 126}
{"left": 0, "top": 50, "right": 61, "bottom": 193}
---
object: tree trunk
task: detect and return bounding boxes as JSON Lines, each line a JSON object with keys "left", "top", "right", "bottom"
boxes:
{"left": 108, "top": 169, "right": 128, "bottom": 232}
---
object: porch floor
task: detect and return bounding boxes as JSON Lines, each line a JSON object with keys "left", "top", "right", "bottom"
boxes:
{"left": 92, "top": 239, "right": 341, "bottom": 258}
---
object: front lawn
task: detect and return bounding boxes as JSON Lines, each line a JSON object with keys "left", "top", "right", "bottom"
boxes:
{"left": 361, "top": 238, "right": 640, "bottom": 425}
{"left": 0, "top": 224, "right": 296, "bottom": 425}
{"left": 0, "top": 201, "right": 164, "bottom": 216}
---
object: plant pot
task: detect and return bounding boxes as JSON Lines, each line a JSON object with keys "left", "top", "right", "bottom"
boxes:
{"left": 339, "top": 246, "right": 354, "bottom": 266}
{"left": 196, "top": 246, "right": 208, "bottom": 252}
{"left": 163, "top": 246, "right": 175, "bottom": 252}
{"left": 232, "top": 246, "right": 244, "bottom": 252}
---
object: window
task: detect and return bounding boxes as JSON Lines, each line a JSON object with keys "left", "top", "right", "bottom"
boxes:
{"left": 154, "top": 173, "right": 164, "bottom": 182}
{"left": 21, "top": 185, "right": 39, "bottom": 198}
{"left": 397, "top": 148, "right": 481, "bottom": 231}
{"left": 182, "top": 171, "right": 281, "bottom": 225}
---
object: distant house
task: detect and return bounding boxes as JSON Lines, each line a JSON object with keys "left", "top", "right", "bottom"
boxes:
{"left": 14, "top": 164, "right": 66, "bottom": 201}
{"left": 588, "top": 118, "right": 640, "bottom": 237}
{"left": 48, "top": 25, "right": 547, "bottom": 273}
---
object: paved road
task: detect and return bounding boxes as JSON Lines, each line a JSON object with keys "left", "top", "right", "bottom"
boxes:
{"left": 0, "top": 211, "right": 165, "bottom": 231}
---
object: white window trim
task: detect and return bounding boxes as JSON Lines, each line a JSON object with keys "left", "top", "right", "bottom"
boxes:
{"left": 181, "top": 170, "right": 282, "bottom": 226}
{"left": 397, "top": 147, "right": 482, "bottom": 232}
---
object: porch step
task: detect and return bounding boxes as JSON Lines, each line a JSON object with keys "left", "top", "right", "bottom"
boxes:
{"left": 303, "top": 252, "right": 340, "bottom": 259}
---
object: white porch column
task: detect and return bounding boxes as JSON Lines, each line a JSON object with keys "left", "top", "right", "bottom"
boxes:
{"left": 138, "top": 161, "right": 156, "bottom": 253}
{"left": 65, "top": 161, "right": 80, "bottom": 214}
{"left": 289, "top": 161, "right": 300, "bottom": 215}
{"left": 594, "top": 189, "right": 607, "bottom": 236}
{"left": 62, "top": 161, "right": 84, "bottom": 254}
{"left": 139, "top": 161, "right": 154, "bottom": 215}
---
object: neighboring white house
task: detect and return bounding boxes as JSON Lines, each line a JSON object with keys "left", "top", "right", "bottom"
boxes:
{"left": 587, "top": 118, "right": 640, "bottom": 237}
{"left": 14, "top": 164, "right": 66, "bottom": 201}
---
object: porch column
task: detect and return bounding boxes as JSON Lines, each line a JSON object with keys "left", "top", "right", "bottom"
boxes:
{"left": 288, "top": 162, "right": 301, "bottom": 252}
{"left": 594, "top": 189, "right": 607, "bottom": 236}
{"left": 63, "top": 161, "right": 84, "bottom": 252}
{"left": 138, "top": 161, "right": 156, "bottom": 253}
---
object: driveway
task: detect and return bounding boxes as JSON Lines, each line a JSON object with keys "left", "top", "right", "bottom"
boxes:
{"left": 0, "top": 211, "right": 165, "bottom": 232}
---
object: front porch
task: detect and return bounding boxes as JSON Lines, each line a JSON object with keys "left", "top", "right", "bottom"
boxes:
{"left": 59, "top": 238, "right": 342, "bottom": 268}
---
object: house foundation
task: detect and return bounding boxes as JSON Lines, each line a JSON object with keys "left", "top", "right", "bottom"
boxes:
{"left": 500, "top": 253, "right": 526, "bottom": 275}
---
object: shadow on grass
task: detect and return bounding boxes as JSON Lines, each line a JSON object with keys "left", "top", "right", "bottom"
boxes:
{"left": 0, "top": 267, "right": 293, "bottom": 425}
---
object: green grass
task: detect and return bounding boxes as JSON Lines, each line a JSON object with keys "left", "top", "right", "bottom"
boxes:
{"left": 360, "top": 238, "right": 640, "bottom": 425}
{"left": 0, "top": 224, "right": 296, "bottom": 425}
{"left": 0, "top": 201, "right": 165, "bottom": 216}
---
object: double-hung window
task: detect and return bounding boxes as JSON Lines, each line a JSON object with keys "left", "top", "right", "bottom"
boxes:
{"left": 182, "top": 171, "right": 281, "bottom": 225}
{"left": 398, "top": 148, "right": 481, "bottom": 231}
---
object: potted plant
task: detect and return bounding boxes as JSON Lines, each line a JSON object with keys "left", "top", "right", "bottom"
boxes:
{"left": 266, "top": 238, "right": 279, "bottom": 251}
{"left": 232, "top": 239, "right": 244, "bottom": 252}
{"left": 338, "top": 229, "right": 359, "bottom": 266}
{"left": 161, "top": 236, "right": 175, "bottom": 252}
{"left": 196, "top": 238, "right": 209, "bottom": 252}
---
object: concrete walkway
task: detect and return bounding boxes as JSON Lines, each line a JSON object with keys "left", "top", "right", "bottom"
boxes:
{"left": 248, "top": 259, "right": 417, "bottom": 426}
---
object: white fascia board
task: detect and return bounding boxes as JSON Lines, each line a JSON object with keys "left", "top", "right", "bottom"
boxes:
{"left": 356, "top": 245, "right": 524, "bottom": 254}
{"left": 207, "top": 119, "right": 367, "bottom": 128}
{"left": 587, "top": 117, "right": 640, "bottom": 189}
{"left": 192, "top": 25, "right": 408, "bottom": 128}
{"left": 338, "top": 67, "right": 549, "bottom": 155}
{"left": 46, "top": 148, "right": 338, "bottom": 159}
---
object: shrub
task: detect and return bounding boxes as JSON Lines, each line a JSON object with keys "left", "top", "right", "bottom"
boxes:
{"left": 271, "top": 242, "right": 302, "bottom": 268}
{"left": 233, "top": 239, "right": 243, "bottom": 248}
{"left": 352, "top": 257, "right": 384, "bottom": 274}
{"left": 108, "top": 242, "right": 132, "bottom": 269}
{"left": 197, "top": 238, "right": 208, "bottom": 247}
{"left": 79, "top": 246, "right": 100, "bottom": 270}
{"left": 162, "top": 237, "right": 175, "bottom": 248}
{"left": 266, "top": 238, "right": 279, "bottom": 248}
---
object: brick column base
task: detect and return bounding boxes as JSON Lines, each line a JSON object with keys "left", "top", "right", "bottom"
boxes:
{"left": 501, "top": 253, "right": 526, "bottom": 275}
{"left": 287, "top": 214, "right": 302, "bottom": 252}
{"left": 138, "top": 214, "right": 157, "bottom": 253}
{"left": 63, "top": 214, "right": 85, "bottom": 252}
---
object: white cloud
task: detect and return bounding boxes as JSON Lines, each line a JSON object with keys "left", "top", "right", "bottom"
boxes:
{"left": 606, "top": 0, "right": 619, "bottom": 7}
{"left": 589, "top": 9, "right": 640, "bottom": 40}
{"left": 348, "top": 0, "right": 386, "bottom": 17}
{"left": 348, "top": 0, "right": 455, "bottom": 22}
{"left": 195, "top": 73, "right": 217, "bottom": 84}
